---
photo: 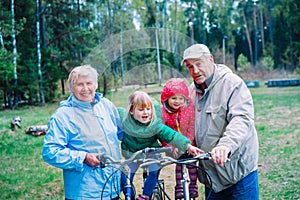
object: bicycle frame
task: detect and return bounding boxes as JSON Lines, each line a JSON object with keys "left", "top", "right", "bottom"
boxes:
{"left": 142, "top": 167, "right": 166, "bottom": 200}
{"left": 181, "top": 164, "right": 190, "bottom": 200}
{"left": 123, "top": 165, "right": 133, "bottom": 200}
{"left": 97, "top": 147, "right": 173, "bottom": 200}
{"left": 181, "top": 154, "right": 212, "bottom": 200}
{"left": 147, "top": 153, "right": 212, "bottom": 200}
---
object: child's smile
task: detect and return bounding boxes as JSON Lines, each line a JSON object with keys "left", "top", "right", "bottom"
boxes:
{"left": 131, "top": 106, "right": 152, "bottom": 124}
{"left": 167, "top": 95, "right": 186, "bottom": 110}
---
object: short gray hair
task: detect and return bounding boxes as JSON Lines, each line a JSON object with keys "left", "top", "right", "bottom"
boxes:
{"left": 67, "top": 65, "right": 98, "bottom": 92}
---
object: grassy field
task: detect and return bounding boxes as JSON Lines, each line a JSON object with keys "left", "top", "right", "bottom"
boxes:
{"left": 0, "top": 83, "right": 299, "bottom": 199}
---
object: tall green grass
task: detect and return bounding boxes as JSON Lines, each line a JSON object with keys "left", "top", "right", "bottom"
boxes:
{"left": 0, "top": 84, "right": 299, "bottom": 199}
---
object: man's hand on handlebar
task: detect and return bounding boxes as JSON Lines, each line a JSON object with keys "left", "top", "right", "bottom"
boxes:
{"left": 210, "top": 145, "right": 231, "bottom": 166}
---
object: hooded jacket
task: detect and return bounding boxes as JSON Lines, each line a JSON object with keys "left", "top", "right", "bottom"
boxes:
{"left": 118, "top": 99, "right": 191, "bottom": 159}
{"left": 160, "top": 78, "right": 195, "bottom": 144}
{"left": 190, "top": 64, "right": 259, "bottom": 193}
{"left": 42, "top": 93, "right": 123, "bottom": 199}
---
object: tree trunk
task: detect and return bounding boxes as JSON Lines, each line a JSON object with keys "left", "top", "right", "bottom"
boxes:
{"left": 267, "top": 3, "right": 274, "bottom": 58}
{"left": 0, "top": 27, "right": 4, "bottom": 50}
{"left": 174, "top": 0, "right": 179, "bottom": 73}
{"left": 11, "top": 0, "right": 18, "bottom": 108}
{"left": 242, "top": 10, "right": 254, "bottom": 66}
{"left": 155, "top": 1, "right": 161, "bottom": 85}
{"left": 60, "top": 61, "right": 65, "bottom": 95}
{"left": 102, "top": 73, "right": 107, "bottom": 96}
{"left": 259, "top": 8, "right": 265, "bottom": 50}
{"left": 36, "top": 0, "right": 45, "bottom": 104}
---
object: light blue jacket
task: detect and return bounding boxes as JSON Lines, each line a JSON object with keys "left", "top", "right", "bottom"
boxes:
{"left": 42, "top": 93, "right": 124, "bottom": 199}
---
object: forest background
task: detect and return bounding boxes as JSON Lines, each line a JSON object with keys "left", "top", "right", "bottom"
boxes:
{"left": 0, "top": 0, "right": 299, "bottom": 108}
{"left": 0, "top": 0, "right": 300, "bottom": 199}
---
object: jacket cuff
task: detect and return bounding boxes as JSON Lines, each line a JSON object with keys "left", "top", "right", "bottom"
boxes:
{"left": 74, "top": 151, "right": 87, "bottom": 172}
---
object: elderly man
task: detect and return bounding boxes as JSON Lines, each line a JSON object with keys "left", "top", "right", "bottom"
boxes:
{"left": 181, "top": 44, "right": 259, "bottom": 200}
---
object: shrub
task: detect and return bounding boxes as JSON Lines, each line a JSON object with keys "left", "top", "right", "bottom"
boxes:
{"left": 260, "top": 56, "right": 274, "bottom": 71}
{"left": 237, "top": 54, "right": 251, "bottom": 72}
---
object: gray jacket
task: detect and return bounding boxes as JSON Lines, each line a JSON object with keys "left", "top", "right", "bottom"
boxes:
{"left": 190, "top": 64, "right": 259, "bottom": 192}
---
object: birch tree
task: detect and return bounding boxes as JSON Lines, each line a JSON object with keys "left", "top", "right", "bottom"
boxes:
{"left": 36, "top": 0, "right": 45, "bottom": 104}
{"left": 11, "top": 0, "right": 18, "bottom": 107}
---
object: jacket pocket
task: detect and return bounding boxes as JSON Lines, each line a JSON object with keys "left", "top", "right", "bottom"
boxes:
{"left": 206, "top": 105, "right": 227, "bottom": 136}
{"left": 197, "top": 161, "right": 213, "bottom": 188}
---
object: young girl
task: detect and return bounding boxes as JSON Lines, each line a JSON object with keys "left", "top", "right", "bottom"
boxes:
{"left": 160, "top": 78, "right": 198, "bottom": 199}
{"left": 119, "top": 91, "right": 201, "bottom": 200}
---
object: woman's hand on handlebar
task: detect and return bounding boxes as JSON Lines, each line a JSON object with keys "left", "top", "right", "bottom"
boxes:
{"left": 84, "top": 153, "right": 101, "bottom": 167}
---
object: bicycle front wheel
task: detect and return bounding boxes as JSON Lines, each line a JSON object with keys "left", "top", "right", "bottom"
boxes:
{"left": 150, "top": 190, "right": 163, "bottom": 200}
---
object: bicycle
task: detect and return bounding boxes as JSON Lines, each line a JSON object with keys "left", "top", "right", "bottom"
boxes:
{"left": 151, "top": 152, "right": 213, "bottom": 200}
{"left": 97, "top": 147, "right": 213, "bottom": 200}
{"left": 97, "top": 147, "right": 172, "bottom": 200}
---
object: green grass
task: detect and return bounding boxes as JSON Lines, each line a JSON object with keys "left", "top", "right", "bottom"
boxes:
{"left": 250, "top": 85, "right": 300, "bottom": 199}
{"left": 0, "top": 103, "right": 63, "bottom": 199}
{"left": 0, "top": 84, "right": 299, "bottom": 199}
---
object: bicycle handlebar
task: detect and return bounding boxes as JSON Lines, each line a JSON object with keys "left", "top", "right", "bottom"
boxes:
{"left": 143, "top": 147, "right": 173, "bottom": 154}
{"left": 138, "top": 152, "right": 213, "bottom": 168}
{"left": 97, "top": 146, "right": 214, "bottom": 169}
{"left": 97, "top": 147, "right": 173, "bottom": 167}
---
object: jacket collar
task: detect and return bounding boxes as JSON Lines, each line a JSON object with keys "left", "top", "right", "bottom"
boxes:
{"left": 60, "top": 92, "right": 103, "bottom": 109}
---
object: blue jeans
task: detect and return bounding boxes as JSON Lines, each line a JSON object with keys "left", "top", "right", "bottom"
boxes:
{"left": 205, "top": 170, "right": 259, "bottom": 200}
{"left": 122, "top": 161, "right": 160, "bottom": 197}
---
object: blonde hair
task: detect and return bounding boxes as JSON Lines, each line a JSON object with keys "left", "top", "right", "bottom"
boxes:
{"left": 125, "top": 91, "right": 157, "bottom": 124}
{"left": 67, "top": 65, "right": 98, "bottom": 92}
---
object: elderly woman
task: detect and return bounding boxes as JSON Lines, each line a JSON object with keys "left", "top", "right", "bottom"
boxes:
{"left": 42, "top": 65, "right": 124, "bottom": 199}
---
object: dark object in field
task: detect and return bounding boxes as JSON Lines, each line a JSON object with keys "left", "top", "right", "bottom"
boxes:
{"left": 25, "top": 125, "right": 48, "bottom": 137}
{"left": 265, "top": 79, "right": 300, "bottom": 87}
{"left": 11, "top": 116, "right": 21, "bottom": 131}
{"left": 245, "top": 80, "right": 260, "bottom": 88}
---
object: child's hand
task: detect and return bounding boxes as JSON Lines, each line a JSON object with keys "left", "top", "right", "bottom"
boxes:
{"left": 172, "top": 148, "right": 179, "bottom": 159}
{"left": 187, "top": 144, "right": 204, "bottom": 157}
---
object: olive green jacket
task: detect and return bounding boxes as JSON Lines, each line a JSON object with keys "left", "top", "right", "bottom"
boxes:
{"left": 190, "top": 64, "right": 259, "bottom": 193}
